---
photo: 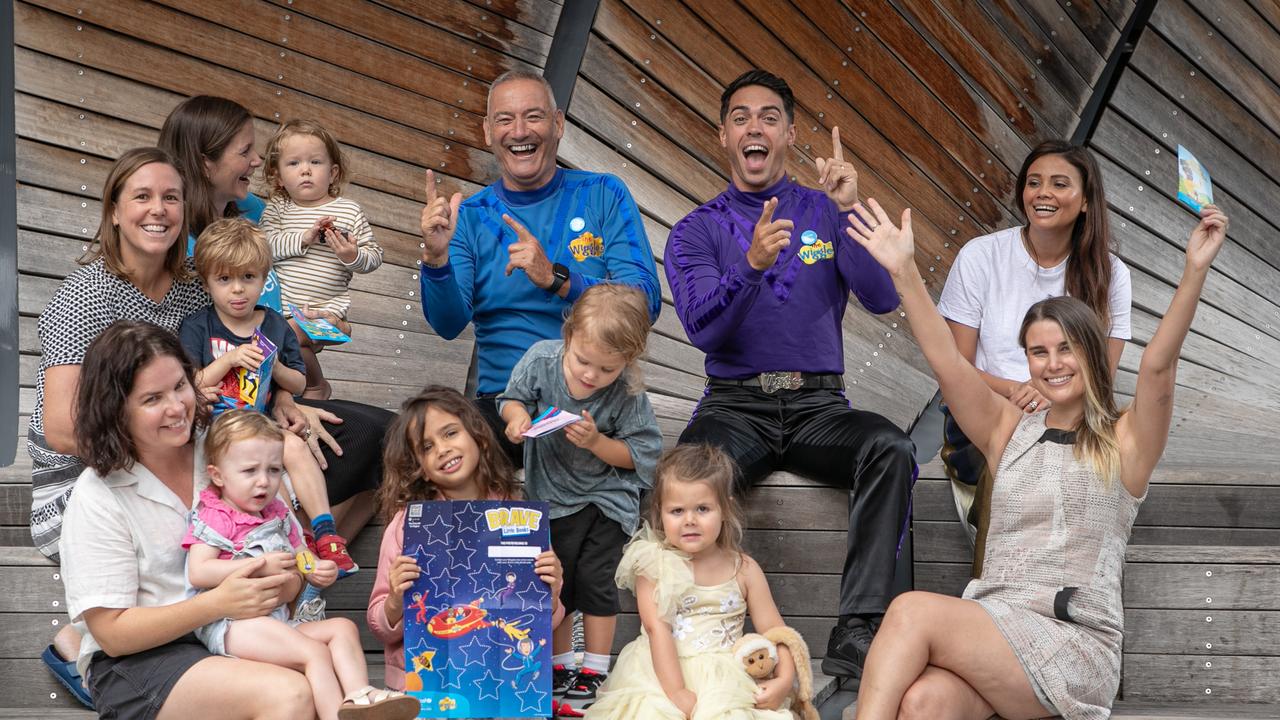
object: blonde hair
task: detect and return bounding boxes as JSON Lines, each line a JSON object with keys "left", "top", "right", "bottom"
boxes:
{"left": 83, "top": 147, "right": 192, "bottom": 282}
{"left": 562, "top": 284, "right": 652, "bottom": 394}
{"left": 647, "top": 444, "right": 746, "bottom": 555}
{"left": 1019, "top": 296, "right": 1122, "bottom": 484}
{"left": 262, "top": 119, "right": 346, "bottom": 200}
{"left": 204, "top": 410, "right": 285, "bottom": 469}
{"left": 194, "top": 217, "right": 271, "bottom": 280}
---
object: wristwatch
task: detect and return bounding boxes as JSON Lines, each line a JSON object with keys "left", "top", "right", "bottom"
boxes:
{"left": 547, "top": 262, "right": 570, "bottom": 295}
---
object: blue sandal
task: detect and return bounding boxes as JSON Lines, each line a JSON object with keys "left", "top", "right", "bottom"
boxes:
{"left": 42, "top": 644, "right": 93, "bottom": 709}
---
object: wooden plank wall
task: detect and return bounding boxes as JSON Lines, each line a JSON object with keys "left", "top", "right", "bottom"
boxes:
{"left": 11, "top": 0, "right": 1280, "bottom": 710}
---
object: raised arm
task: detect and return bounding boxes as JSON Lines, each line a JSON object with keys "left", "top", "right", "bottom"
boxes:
{"left": 418, "top": 170, "right": 473, "bottom": 339}
{"left": 846, "top": 200, "right": 1021, "bottom": 465}
{"left": 665, "top": 204, "right": 785, "bottom": 352}
{"left": 1118, "top": 205, "right": 1227, "bottom": 495}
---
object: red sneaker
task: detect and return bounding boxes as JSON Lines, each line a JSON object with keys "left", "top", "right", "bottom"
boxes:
{"left": 553, "top": 700, "right": 584, "bottom": 717}
{"left": 314, "top": 533, "right": 358, "bottom": 576}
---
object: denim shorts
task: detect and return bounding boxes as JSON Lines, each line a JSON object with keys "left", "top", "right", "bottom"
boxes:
{"left": 88, "top": 633, "right": 211, "bottom": 720}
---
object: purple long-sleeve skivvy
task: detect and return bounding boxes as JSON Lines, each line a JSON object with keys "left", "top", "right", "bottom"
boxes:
{"left": 665, "top": 177, "right": 898, "bottom": 379}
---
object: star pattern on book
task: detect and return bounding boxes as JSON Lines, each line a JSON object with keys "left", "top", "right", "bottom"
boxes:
{"left": 454, "top": 502, "right": 486, "bottom": 533}
{"left": 447, "top": 538, "right": 477, "bottom": 569}
{"left": 434, "top": 655, "right": 466, "bottom": 690}
{"left": 468, "top": 562, "right": 502, "bottom": 596}
{"left": 517, "top": 682, "right": 549, "bottom": 713}
{"left": 460, "top": 633, "right": 490, "bottom": 668}
{"left": 406, "top": 637, "right": 434, "bottom": 661}
{"left": 474, "top": 668, "right": 504, "bottom": 701}
{"left": 422, "top": 512, "right": 451, "bottom": 546}
{"left": 430, "top": 567, "right": 461, "bottom": 596}
{"left": 518, "top": 581, "right": 550, "bottom": 611}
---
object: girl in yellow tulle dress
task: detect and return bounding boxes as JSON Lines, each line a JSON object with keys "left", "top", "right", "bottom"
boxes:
{"left": 584, "top": 445, "right": 799, "bottom": 720}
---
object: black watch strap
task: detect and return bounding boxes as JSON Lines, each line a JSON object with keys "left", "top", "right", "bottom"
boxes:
{"left": 547, "top": 262, "right": 570, "bottom": 295}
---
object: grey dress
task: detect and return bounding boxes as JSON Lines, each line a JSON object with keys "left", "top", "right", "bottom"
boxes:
{"left": 963, "top": 411, "right": 1143, "bottom": 720}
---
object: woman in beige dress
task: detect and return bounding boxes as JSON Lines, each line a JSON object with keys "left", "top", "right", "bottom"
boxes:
{"left": 845, "top": 199, "right": 1227, "bottom": 720}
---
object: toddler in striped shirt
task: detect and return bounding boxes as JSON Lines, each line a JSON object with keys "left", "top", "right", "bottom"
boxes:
{"left": 260, "top": 119, "right": 383, "bottom": 399}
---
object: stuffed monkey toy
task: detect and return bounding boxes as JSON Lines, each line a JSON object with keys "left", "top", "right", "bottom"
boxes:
{"left": 731, "top": 625, "right": 819, "bottom": 720}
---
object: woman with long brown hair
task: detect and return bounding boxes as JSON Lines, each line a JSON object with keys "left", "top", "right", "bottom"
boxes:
{"left": 158, "top": 95, "right": 393, "bottom": 573}
{"left": 847, "top": 197, "right": 1226, "bottom": 720}
{"left": 937, "top": 142, "right": 1132, "bottom": 552}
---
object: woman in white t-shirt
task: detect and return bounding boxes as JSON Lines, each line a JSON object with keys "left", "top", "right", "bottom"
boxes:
{"left": 936, "top": 141, "right": 1132, "bottom": 565}
{"left": 60, "top": 320, "right": 315, "bottom": 718}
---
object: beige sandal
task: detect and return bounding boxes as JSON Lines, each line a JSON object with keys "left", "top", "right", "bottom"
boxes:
{"left": 337, "top": 685, "right": 421, "bottom": 720}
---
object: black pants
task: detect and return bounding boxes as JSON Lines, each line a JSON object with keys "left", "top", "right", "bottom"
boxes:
{"left": 680, "top": 385, "right": 916, "bottom": 617}
{"left": 477, "top": 393, "right": 525, "bottom": 469}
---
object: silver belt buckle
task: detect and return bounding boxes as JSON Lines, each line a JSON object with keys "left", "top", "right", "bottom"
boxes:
{"left": 760, "top": 371, "right": 803, "bottom": 394}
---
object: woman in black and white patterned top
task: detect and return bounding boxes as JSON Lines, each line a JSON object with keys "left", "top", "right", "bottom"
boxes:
{"left": 30, "top": 147, "right": 212, "bottom": 708}
{"left": 30, "top": 147, "right": 210, "bottom": 561}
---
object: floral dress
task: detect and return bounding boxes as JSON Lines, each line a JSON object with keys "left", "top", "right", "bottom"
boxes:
{"left": 584, "top": 527, "right": 793, "bottom": 720}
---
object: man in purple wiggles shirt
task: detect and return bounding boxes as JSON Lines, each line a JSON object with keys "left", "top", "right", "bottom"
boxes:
{"left": 665, "top": 70, "right": 917, "bottom": 681}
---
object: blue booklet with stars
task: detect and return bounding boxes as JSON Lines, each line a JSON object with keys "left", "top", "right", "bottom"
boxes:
{"left": 402, "top": 500, "right": 553, "bottom": 718}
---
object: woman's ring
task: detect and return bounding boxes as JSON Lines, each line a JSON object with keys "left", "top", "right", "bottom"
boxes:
{"left": 1027, "top": 400, "right": 1039, "bottom": 411}
{"left": 303, "top": 428, "right": 313, "bottom": 441}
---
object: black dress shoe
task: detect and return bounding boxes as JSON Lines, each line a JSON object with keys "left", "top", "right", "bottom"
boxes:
{"left": 821, "top": 616, "right": 877, "bottom": 679}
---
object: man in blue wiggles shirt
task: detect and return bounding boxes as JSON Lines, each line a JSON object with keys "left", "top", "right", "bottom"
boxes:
{"left": 417, "top": 70, "right": 661, "bottom": 464}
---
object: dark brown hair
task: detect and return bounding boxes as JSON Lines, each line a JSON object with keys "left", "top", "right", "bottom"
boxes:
{"left": 158, "top": 95, "right": 254, "bottom": 238}
{"left": 262, "top": 119, "right": 347, "bottom": 200}
{"left": 81, "top": 147, "right": 192, "bottom": 282}
{"left": 377, "top": 385, "right": 518, "bottom": 522}
{"left": 647, "top": 444, "right": 746, "bottom": 554}
{"left": 720, "top": 69, "right": 795, "bottom": 123}
{"left": 1019, "top": 296, "right": 1121, "bottom": 483}
{"left": 75, "top": 321, "right": 210, "bottom": 475}
{"left": 1016, "top": 141, "right": 1114, "bottom": 329}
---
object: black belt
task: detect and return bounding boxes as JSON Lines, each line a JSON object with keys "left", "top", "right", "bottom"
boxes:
{"left": 707, "top": 372, "right": 844, "bottom": 394}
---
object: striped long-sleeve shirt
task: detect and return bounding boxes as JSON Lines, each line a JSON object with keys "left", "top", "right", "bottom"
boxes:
{"left": 261, "top": 195, "right": 383, "bottom": 318}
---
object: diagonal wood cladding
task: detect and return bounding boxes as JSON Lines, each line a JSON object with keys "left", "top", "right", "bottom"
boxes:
{"left": 10, "top": 0, "right": 1280, "bottom": 709}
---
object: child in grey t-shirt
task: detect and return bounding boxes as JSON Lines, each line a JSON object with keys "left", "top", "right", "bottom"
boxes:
{"left": 499, "top": 284, "right": 661, "bottom": 703}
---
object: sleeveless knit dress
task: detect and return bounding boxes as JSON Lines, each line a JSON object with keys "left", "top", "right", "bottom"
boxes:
{"left": 585, "top": 527, "right": 793, "bottom": 720}
{"left": 963, "top": 411, "right": 1144, "bottom": 720}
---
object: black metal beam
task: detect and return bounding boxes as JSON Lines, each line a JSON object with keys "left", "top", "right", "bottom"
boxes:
{"left": 543, "top": 0, "right": 602, "bottom": 110}
{"left": 1071, "top": 0, "right": 1160, "bottom": 145}
{"left": 1, "top": 0, "right": 17, "bottom": 467}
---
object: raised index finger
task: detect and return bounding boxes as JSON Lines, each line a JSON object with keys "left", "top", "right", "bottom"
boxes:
{"left": 425, "top": 169, "right": 438, "bottom": 206}
{"left": 502, "top": 213, "right": 531, "bottom": 241}
{"left": 831, "top": 126, "right": 843, "bottom": 163}
{"left": 757, "top": 197, "right": 778, "bottom": 226}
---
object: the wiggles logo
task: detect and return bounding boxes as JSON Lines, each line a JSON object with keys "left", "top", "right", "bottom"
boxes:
{"left": 798, "top": 240, "right": 834, "bottom": 264}
{"left": 484, "top": 507, "right": 545, "bottom": 537}
{"left": 569, "top": 231, "right": 604, "bottom": 262}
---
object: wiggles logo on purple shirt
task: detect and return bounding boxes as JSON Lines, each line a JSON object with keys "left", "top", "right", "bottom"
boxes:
{"left": 798, "top": 229, "right": 833, "bottom": 265}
